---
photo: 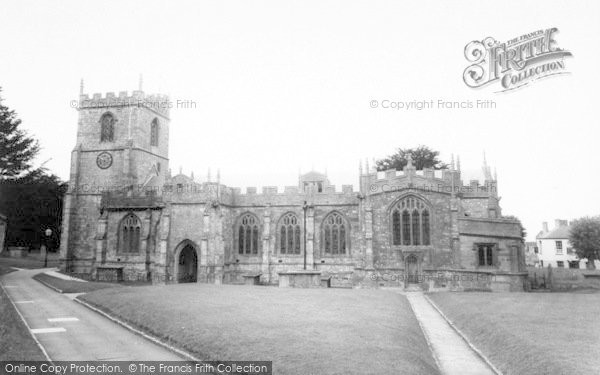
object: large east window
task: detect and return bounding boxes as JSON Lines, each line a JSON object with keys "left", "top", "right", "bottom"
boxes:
{"left": 391, "top": 196, "right": 431, "bottom": 246}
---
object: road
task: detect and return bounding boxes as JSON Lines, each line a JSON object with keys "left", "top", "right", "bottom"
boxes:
{"left": 1, "top": 268, "right": 184, "bottom": 361}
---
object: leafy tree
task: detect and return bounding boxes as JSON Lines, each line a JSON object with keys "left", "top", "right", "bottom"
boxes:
{"left": 569, "top": 216, "right": 600, "bottom": 270}
{"left": 376, "top": 145, "right": 449, "bottom": 171}
{"left": 0, "top": 87, "right": 40, "bottom": 179}
{"left": 0, "top": 173, "right": 67, "bottom": 250}
{"left": 0, "top": 87, "right": 66, "bottom": 250}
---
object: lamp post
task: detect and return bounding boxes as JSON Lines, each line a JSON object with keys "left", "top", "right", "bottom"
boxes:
{"left": 44, "top": 228, "right": 52, "bottom": 268}
{"left": 302, "top": 201, "right": 308, "bottom": 270}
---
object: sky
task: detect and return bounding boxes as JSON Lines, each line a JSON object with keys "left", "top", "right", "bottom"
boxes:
{"left": 1, "top": 0, "right": 599, "bottom": 240}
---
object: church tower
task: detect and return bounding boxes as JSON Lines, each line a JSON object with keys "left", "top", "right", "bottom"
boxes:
{"left": 59, "top": 82, "right": 170, "bottom": 273}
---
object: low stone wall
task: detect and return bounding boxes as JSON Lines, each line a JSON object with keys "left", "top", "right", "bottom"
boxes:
{"left": 278, "top": 271, "right": 322, "bottom": 288}
{"left": 529, "top": 267, "right": 600, "bottom": 291}
{"left": 351, "top": 267, "right": 527, "bottom": 291}
{"left": 8, "top": 246, "right": 29, "bottom": 258}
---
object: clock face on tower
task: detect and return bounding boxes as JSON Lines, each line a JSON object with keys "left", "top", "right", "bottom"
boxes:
{"left": 96, "top": 152, "right": 113, "bottom": 169}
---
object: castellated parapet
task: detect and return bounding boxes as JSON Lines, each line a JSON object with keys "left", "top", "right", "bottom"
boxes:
{"left": 79, "top": 90, "right": 171, "bottom": 118}
{"left": 362, "top": 167, "right": 498, "bottom": 198}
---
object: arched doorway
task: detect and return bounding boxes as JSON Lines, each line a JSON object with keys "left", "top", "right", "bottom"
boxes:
{"left": 405, "top": 254, "right": 419, "bottom": 284}
{"left": 177, "top": 245, "right": 198, "bottom": 283}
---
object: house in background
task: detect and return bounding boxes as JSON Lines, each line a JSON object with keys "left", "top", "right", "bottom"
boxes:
{"left": 536, "top": 219, "right": 600, "bottom": 269}
{"left": 524, "top": 241, "right": 540, "bottom": 267}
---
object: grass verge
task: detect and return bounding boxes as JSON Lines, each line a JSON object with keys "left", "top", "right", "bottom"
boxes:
{"left": 33, "top": 273, "right": 120, "bottom": 293}
{"left": 80, "top": 284, "right": 440, "bottom": 375}
{"left": 0, "top": 284, "right": 46, "bottom": 360}
{"left": 429, "top": 292, "right": 600, "bottom": 374}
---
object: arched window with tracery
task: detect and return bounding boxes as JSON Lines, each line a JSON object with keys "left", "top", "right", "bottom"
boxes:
{"left": 279, "top": 213, "right": 301, "bottom": 254}
{"left": 150, "top": 118, "right": 159, "bottom": 146}
{"left": 391, "top": 196, "right": 431, "bottom": 246}
{"left": 119, "top": 213, "right": 141, "bottom": 253}
{"left": 238, "top": 213, "right": 260, "bottom": 255}
{"left": 322, "top": 212, "right": 348, "bottom": 255}
{"left": 100, "top": 112, "right": 115, "bottom": 142}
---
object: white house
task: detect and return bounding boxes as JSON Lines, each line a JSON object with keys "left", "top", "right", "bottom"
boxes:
{"left": 536, "top": 219, "right": 599, "bottom": 269}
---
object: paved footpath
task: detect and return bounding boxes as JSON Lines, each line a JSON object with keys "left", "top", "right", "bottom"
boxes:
{"left": 1, "top": 268, "right": 183, "bottom": 361}
{"left": 406, "top": 292, "right": 497, "bottom": 375}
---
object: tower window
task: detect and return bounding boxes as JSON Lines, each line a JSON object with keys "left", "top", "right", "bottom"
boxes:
{"left": 100, "top": 113, "right": 116, "bottom": 142}
{"left": 238, "top": 213, "right": 260, "bottom": 255}
{"left": 119, "top": 213, "right": 141, "bottom": 253}
{"left": 391, "top": 196, "right": 431, "bottom": 246}
{"left": 150, "top": 118, "right": 159, "bottom": 146}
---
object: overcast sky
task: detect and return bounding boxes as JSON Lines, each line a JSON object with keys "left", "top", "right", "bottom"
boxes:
{"left": 1, "top": 0, "right": 599, "bottom": 240}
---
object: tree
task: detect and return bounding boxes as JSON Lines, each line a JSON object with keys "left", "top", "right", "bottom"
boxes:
{"left": 0, "top": 172, "right": 66, "bottom": 250}
{"left": 0, "top": 87, "right": 40, "bottom": 179}
{"left": 0, "top": 87, "right": 66, "bottom": 250}
{"left": 569, "top": 216, "right": 600, "bottom": 270}
{"left": 376, "top": 145, "right": 449, "bottom": 171}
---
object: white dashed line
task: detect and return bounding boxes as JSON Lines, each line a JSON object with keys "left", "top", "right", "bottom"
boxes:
{"left": 4, "top": 285, "right": 17, "bottom": 288}
{"left": 48, "top": 317, "right": 79, "bottom": 322}
{"left": 15, "top": 301, "right": 35, "bottom": 304}
{"left": 31, "top": 327, "right": 66, "bottom": 334}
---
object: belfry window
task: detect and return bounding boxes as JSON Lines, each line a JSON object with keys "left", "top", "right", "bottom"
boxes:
{"left": 391, "top": 196, "right": 431, "bottom": 246}
{"left": 100, "top": 113, "right": 115, "bottom": 142}
{"left": 323, "top": 212, "right": 347, "bottom": 255}
{"left": 280, "top": 213, "right": 301, "bottom": 254}
{"left": 238, "top": 214, "right": 259, "bottom": 255}
{"left": 150, "top": 118, "right": 159, "bottom": 146}
{"left": 119, "top": 213, "right": 141, "bottom": 253}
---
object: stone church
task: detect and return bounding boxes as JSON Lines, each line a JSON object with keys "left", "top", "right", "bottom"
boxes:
{"left": 59, "top": 87, "right": 527, "bottom": 291}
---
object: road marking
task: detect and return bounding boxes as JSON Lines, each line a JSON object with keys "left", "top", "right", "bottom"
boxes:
{"left": 48, "top": 317, "right": 79, "bottom": 322}
{"left": 31, "top": 327, "right": 66, "bottom": 334}
{"left": 15, "top": 300, "right": 35, "bottom": 304}
{"left": 4, "top": 285, "right": 17, "bottom": 288}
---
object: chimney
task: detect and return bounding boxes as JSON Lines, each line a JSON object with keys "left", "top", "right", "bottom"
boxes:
{"left": 542, "top": 222, "right": 549, "bottom": 232}
{"left": 555, "top": 219, "right": 568, "bottom": 228}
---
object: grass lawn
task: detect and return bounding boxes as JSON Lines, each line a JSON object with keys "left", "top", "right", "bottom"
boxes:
{"left": 0, "top": 279, "right": 46, "bottom": 360}
{"left": 33, "top": 273, "right": 121, "bottom": 293}
{"left": 429, "top": 292, "right": 600, "bottom": 375}
{"left": 80, "top": 284, "right": 440, "bottom": 375}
